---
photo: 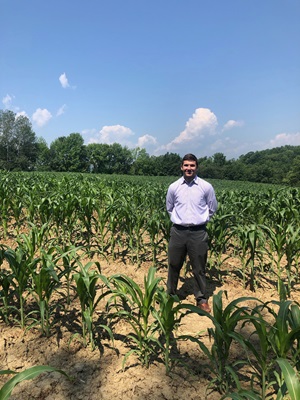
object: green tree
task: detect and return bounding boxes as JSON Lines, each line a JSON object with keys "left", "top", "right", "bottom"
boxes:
{"left": 86, "top": 143, "right": 133, "bottom": 174}
{"left": 130, "top": 148, "right": 155, "bottom": 175}
{"left": 0, "top": 110, "right": 38, "bottom": 170}
{"left": 36, "top": 137, "right": 51, "bottom": 171}
{"left": 86, "top": 143, "right": 112, "bottom": 173}
{"left": 107, "top": 143, "right": 133, "bottom": 174}
{"left": 154, "top": 152, "right": 181, "bottom": 176}
{"left": 212, "top": 152, "right": 227, "bottom": 167}
{"left": 49, "top": 133, "right": 88, "bottom": 172}
{"left": 285, "top": 155, "right": 300, "bottom": 186}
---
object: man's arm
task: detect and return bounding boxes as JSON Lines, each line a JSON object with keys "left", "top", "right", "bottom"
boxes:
{"left": 206, "top": 186, "right": 218, "bottom": 218}
{"left": 166, "top": 186, "right": 174, "bottom": 217}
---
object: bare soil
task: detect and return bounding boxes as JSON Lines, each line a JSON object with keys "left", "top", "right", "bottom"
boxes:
{"left": 1, "top": 248, "right": 299, "bottom": 400}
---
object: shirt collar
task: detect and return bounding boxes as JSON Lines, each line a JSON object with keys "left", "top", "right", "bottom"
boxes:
{"left": 181, "top": 176, "right": 198, "bottom": 185}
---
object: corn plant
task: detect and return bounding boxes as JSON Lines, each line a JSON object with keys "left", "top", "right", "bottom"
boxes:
{"left": 240, "top": 301, "right": 300, "bottom": 399}
{"left": 232, "top": 224, "right": 264, "bottom": 291}
{"left": 146, "top": 206, "right": 169, "bottom": 265}
{"left": 9, "top": 187, "right": 24, "bottom": 235}
{"left": 3, "top": 247, "right": 39, "bottom": 328}
{"left": 53, "top": 244, "right": 82, "bottom": 306}
{"left": 285, "top": 224, "right": 300, "bottom": 289}
{"left": 29, "top": 249, "right": 65, "bottom": 336}
{"left": 78, "top": 195, "right": 98, "bottom": 246}
{"left": 0, "top": 196, "right": 9, "bottom": 239}
{"left": 0, "top": 366, "right": 70, "bottom": 400}
{"left": 16, "top": 222, "right": 52, "bottom": 259}
{"left": 193, "top": 290, "right": 258, "bottom": 394}
{"left": 239, "top": 306, "right": 277, "bottom": 399}
{"left": 73, "top": 260, "right": 112, "bottom": 350}
{"left": 0, "top": 246, "right": 13, "bottom": 324}
{"left": 207, "top": 209, "right": 235, "bottom": 276}
{"left": 266, "top": 301, "right": 300, "bottom": 364}
{"left": 288, "top": 303, "right": 300, "bottom": 370}
{"left": 152, "top": 289, "right": 203, "bottom": 374}
{"left": 107, "top": 266, "right": 162, "bottom": 368}
{"left": 0, "top": 269, "right": 13, "bottom": 324}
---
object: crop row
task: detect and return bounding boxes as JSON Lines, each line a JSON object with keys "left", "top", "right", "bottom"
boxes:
{"left": 0, "top": 172, "right": 299, "bottom": 294}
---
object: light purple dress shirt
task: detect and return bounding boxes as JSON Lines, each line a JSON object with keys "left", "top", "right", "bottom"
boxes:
{"left": 166, "top": 176, "right": 218, "bottom": 226}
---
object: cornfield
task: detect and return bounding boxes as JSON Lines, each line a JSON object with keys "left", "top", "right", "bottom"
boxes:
{"left": 0, "top": 171, "right": 300, "bottom": 399}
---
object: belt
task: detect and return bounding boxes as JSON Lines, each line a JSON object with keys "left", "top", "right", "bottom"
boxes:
{"left": 173, "top": 224, "right": 206, "bottom": 231}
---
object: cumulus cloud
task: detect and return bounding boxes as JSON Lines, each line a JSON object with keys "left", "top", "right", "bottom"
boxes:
{"left": 87, "top": 125, "right": 134, "bottom": 145}
{"left": 56, "top": 104, "right": 67, "bottom": 116}
{"left": 2, "top": 94, "right": 14, "bottom": 108}
{"left": 32, "top": 108, "right": 52, "bottom": 127}
{"left": 222, "top": 119, "right": 244, "bottom": 131}
{"left": 137, "top": 134, "right": 157, "bottom": 148}
{"left": 162, "top": 108, "right": 218, "bottom": 152}
{"left": 59, "top": 72, "right": 71, "bottom": 88}
{"left": 269, "top": 132, "right": 300, "bottom": 147}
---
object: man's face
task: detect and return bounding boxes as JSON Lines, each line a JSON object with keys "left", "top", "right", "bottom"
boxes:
{"left": 181, "top": 160, "right": 198, "bottom": 182}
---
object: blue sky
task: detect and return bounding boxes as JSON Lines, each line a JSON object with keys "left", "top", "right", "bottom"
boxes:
{"left": 1, "top": 0, "right": 300, "bottom": 159}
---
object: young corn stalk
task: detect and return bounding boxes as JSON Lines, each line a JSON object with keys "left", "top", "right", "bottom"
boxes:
{"left": 53, "top": 244, "right": 82, "bottom": 306}
{"left": 16, "top": 222, "right": 52, "bottom": 259}
{"left": 146, "top": 201, "right": 171, "bottom": 266}
{"left": 0, "top": 197, "right": 9, "bottom": 239}
{"left": 207, "top": 210, "right": 235, "bottom": 278}
{"left": 4, "top": 247, "right": 39, "bottom": 329}
{"left": 73, "top": 261, "right": 112, "bottom": 350}
{"left": 260, "top": 224, "right": 289, "bottom": 299}
{"left": 266, "top": 300, "right": 300, "bottom": 364}
{"left": 239, "top": 304, "right": 277, "bottom": 399}
{"left": 153, "top": 288, "right": 204, "bottom": 374}
{"left": 193, "top": 290, "right": 258, "bottom": 395}
{"left": 241, "top": 300, "right": 300, "bottom": 399}
{"left": 232, "top": 224, "right": 264, "bottom": 291}
{"left": 0, "top": 246, "right": 14, "bottom": 324}
{"left": 284, "top": 224, "right": 300, "bottom": 291}
{"left": 29, "top": 249, "right": 64, "bottom": 336}
{"left": 107, "top": 266, "right": 162, "bottom": 368}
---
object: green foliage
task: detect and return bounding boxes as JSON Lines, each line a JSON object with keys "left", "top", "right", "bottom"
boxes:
{"left": 191, "top": 291, "right": 258, "bottom": 394}
{"left": 107, "top": 266, "right": 162, "bottom": 368}
{"left": 0, "top": 110, "right": 38, "bottom": 171}
{"left": 73, "top": 260, "right": 113, "bottom": 350}
{"left": 276, "top": 358, "right": 300, "bottom": 400}
{"left": 0, "top": 366, "right": 69, "bottom": 400}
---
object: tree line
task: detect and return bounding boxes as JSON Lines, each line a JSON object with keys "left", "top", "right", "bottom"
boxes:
{"left": 1, "top": 109, "right": 300, "bottom": 185}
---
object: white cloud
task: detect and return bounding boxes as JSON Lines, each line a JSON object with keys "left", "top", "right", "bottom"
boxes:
{"left": 59, "top": 72, "right": 70, "bottom": 88}
{"left": 88, "top": 125, "right": 134, "bottom": 145}
{"left": 137, "top": 134, "right": 157, "bottom": 148}
{"left": 269, "top": 132, "right": 300, "bottom": 147}
{"left": 56, "top": 104, "right": 67, "bottom": 116}
{"left": 2, "top": 94, "right": 14, "bottom": 108}
{"left": 32, "top": 108, "right": 52, "bottom": 127}
{"left": 222, "top": 119, "right": 244, "bottom": 131}
{"left": 162, "top": 108, "right": 218, "bottom": 152}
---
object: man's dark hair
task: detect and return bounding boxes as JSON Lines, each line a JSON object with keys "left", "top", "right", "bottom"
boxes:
{"left": 181, "top": 153, "right": 198, "bottom": 166}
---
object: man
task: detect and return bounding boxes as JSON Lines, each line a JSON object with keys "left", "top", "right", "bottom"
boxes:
{"left": 166, "top": 153, "right": 218, "bottom": 312}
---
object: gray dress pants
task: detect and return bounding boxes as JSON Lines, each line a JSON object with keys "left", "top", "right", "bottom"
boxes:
{"left": 167, "top": 225, "right": 209, "bottom": 303}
